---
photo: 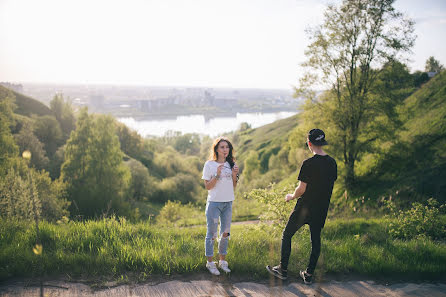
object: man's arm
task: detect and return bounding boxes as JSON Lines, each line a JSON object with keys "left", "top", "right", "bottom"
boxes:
{"left": 285, "top": 181, "right": 307, "bottom": 202}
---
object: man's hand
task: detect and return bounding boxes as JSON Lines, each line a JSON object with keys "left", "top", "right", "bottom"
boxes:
{"left": 285, "top": 194, "right": 294, "bottom": 202}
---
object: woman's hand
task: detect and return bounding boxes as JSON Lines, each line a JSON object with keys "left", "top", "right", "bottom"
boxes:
{"left": 232, "top": 164, "right": 239, "bottom": 178}
{"left": 217, "top": 164, "right": 224, "bottom": 177}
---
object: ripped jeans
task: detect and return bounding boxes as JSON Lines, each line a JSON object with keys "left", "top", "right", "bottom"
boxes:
{"left": 205, "top": 201, "right": 233, "bottom": 257}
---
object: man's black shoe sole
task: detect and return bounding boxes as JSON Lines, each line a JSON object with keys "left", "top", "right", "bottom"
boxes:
{"left": 266, "top": 265, "right": 287, "bottom": 280}
{"left": 299, "top": 270, "right": 312, "bottom": 285}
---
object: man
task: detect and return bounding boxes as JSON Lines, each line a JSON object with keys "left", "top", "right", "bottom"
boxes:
{"left": 266, "top": 128, "right": 337, "bottom": 284}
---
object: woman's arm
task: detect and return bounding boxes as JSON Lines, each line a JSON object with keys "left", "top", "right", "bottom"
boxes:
{"left": 204, "top": 164, "right": 224, "bottom": 190}
{"left": 204, "top": 175, "right": 219, "bottom": 190}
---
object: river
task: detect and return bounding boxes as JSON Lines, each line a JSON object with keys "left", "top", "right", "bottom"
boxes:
{"left": 118, "top": 111, "right": 297, "bottom": 137}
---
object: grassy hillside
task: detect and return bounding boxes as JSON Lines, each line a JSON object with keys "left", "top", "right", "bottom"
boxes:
{"left": 358, "top": 71, "right": 446, "bottom": 203}
{"left": 0, "top": 85, "right": 52, "bottom": 117}
{"left": 234, "top": 114, "right": 299, "bottom": 169}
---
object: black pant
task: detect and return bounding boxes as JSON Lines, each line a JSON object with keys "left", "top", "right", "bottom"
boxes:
{"left": 280, "top": 205, "right": 322, "bottom": 274}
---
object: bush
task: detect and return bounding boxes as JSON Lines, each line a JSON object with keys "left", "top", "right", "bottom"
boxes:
{"left": 156, "top": 200, "right": 204, "bottom": 227}
{"left": 244, "top": 183, "right": 296, "bottom": 229}
{"left": 387, "top": 198, "right": 445, "bottom": 240}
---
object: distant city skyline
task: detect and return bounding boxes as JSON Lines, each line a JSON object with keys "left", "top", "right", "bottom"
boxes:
{"left": 1, "top": 0, "right": 445, "bottom": 90}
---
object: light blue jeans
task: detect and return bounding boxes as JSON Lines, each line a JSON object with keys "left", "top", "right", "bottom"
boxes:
{"left": 205, "top": 201, "right": 233, "bottom": 257}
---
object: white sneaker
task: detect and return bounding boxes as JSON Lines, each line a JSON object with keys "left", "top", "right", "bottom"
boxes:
{"left": 218, "top": 260, "right": 231, "bottom": 273}
{"left": 206, "top": 261, "right": 220, "bottom": 275}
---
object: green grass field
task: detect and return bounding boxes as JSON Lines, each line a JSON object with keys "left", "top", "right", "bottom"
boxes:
{"left": 1, "top": 217, "right": 445, "bottom": 282}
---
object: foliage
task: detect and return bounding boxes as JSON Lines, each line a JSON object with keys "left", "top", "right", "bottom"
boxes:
{"left": 0, "top": 168, "right": 39, "bottom": 220}
{"left": 162, "top": 131, "right": 202, "bottom": 156}
{"left": 412, "top": 71, "right": 430, "bottom": 88}
{"left": 125, "top": 159, "right": 156, "bottom": 202}
{"left": 155, "top": 173, "right": 204, "bottom": 204}
{"left": 0, "top": 88, "right": 19, "bottom": 177}
{"left": 425, "top": 56, "right": 444, "bottom": 73}
{"left": 49, "top": 94, "right": 76, "bottom": 140}
{"left": 386, "top": 198, "right": 445, "bottom": 240}
{"left": 13, "top": 121, "right": 49, "bottom": 171}
{"left": 298, "top": 0, "right": 415, "bottom": 189}
{"left": 0, "top": 166, "right": 70, "bottom": 222}
{"left": 116, "top": 122, "right": 153, "bottom": 166}
{"left": 244, "top": 183, "right": 296, "bottom": 229}
{"left": 32, "top": 170, "right": 70, "bottom": 222}
{"left": 243, "top": 151, "right": 260, "bottom": 181}
{"left": 33, "top": 115, "right": 63, "bottom": 157}
{"left": 156, "top": 200, "right": 204, "bottom": 227}
{"left": 359, "top": 71, "right": 446, "bottom": 203}
{"left": 61, "top": 109, "right": 131, "bottom": 218}
{"left": 2, "top": 86, "right": 51, "bottom": 117}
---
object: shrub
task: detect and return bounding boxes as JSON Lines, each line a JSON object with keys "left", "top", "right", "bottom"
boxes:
{"left": 156, "top": 200, "right": 204, "bottom": 227}
{"left": 387, "top": 198, "right": 445, "bottom": 240}
{"left": 244, "top": 183, "right": 296, "bottom": 229}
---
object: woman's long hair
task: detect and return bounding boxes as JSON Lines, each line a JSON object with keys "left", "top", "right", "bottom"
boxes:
{"left": 208, "top": 137, "right": 235, "bottom": 169}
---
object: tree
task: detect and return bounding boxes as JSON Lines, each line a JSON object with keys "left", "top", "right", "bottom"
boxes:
{"left": 297, "top": 0, "right": 415, "bottom": 189}
{"left": 0, "top": 88, "right": 18, "bottom": 177}
{"left": 61, "top": 109, "right": 130, "bottom": 217}
{"left": 116, "top": 122, "right": 153, "bottom": 167}
{"left": 14, "top": 121, "right": 49, "bottom": 171}
{"left": 33, "top": 115, "right": 63, "bottom": 158}
{"left": 50, "top": 94, "right": 75, "bottom": 140}
{"left": 425, "top": 56, "right": 444, "bottom": 73}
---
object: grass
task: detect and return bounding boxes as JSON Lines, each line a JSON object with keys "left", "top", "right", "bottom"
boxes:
{"left": 0, "top": 217, "right": 445, "bottom": 282}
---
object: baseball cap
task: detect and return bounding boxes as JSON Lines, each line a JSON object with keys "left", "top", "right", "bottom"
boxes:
{"left": 308, "top": 128, "right": 328, "bottom": 146}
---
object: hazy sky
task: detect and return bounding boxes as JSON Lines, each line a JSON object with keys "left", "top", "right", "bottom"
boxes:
{"left": 1, "top": 0, "right": 445, "bottom": 89}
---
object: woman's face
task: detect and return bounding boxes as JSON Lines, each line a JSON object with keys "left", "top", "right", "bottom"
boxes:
{"left": 216, "top": 141, "right": 230, "bottom": 159}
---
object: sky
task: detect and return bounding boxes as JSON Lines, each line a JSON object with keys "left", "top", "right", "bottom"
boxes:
{"left": 1, "top": 0, "right": 445, "bottom": 90}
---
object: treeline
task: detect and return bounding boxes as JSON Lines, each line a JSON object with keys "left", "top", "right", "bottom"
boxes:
{"left": 1, "top": 58, "right": 444, "bottom": 223}
{"left": 0, "top": 88, "right": 214, "bottom": 221}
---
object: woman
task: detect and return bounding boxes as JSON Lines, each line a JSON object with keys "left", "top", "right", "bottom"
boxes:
{"left": 202, "top": 137, "right": 239, "bottom": 275}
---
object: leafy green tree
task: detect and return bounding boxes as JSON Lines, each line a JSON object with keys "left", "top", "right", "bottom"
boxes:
{"left": 425, "top": 56, "right": 444, "bottom": 73}
{"left": 0, "top": 88, "right": 18, "bottom": 177}
{"left": 48, "top": 145, "right": 65, "bottom": 179}
{"left": 33, "top": 169, "right": 70, "bottom": 221}
{"left": 33, "top": 115, "right": 63, "bottom": 157}
{"left": 116, "top": 122, "right": 153, "bottom": 167}
{"left": 61, "top": 109, "right": 130, "bottom": 217}
{"left": 125, "top": 159, "right": 155, "bottom": 201}
{"left": 412, "top": 71, "right": 430, "bottom": 88}
{"left": 172, "top": 133, "right": 201, "bottom": 155}
{"left": 14, "top": 122, "right": 49, "bottom": 170}
{"left": 0, "top": 168, "right": 33, "bottom": 219}
{"left": 297, "top": 0, "right": 415, "bottom": 189}
{"left": 50, "top": 94, "right": 75, "bottom": 140}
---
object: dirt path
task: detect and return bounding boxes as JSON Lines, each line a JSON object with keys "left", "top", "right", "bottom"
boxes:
{"left": 1, "top": 277, "right": 445, "bottom": 297}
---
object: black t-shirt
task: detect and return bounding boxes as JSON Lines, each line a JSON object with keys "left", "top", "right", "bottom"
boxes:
{"left": 297, "top": 154, "right": 337, "bottom": 227}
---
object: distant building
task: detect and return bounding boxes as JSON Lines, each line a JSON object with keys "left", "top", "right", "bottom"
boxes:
{"left": 428, "top": 71, "right": 437, "bottom": 78}
{"left": 0, "top": 82, "right": 23, "bottom": 93}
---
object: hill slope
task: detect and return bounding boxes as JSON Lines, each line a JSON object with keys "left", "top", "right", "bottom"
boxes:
{"left": 234, "top": 113, "right": 299, "bottom": 169}
{"left": 364, "top": 71, "right": 446, "bottom": 203}
{"left": 0, "top": 85, "right": 52, "bottom": 117}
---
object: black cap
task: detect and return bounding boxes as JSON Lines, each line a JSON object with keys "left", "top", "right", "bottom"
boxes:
{"left": 308, "top": 128, "right": 328, "bottom": 146}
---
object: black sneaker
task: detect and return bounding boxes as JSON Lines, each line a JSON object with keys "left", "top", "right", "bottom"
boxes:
{"left": 300, "top": 270, "right": 313, "bottom": 284}
{"left": 266, "top": 265, "right": 288, "bottom": 280}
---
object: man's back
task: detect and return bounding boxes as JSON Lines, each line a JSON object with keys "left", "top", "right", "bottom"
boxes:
{"left": 298, "top": 154, "right": 337, "bottom": 227}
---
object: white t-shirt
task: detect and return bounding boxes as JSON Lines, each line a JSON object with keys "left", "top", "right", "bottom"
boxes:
{"left": 202, "top": 160, "right": 235, "bottom": 202}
